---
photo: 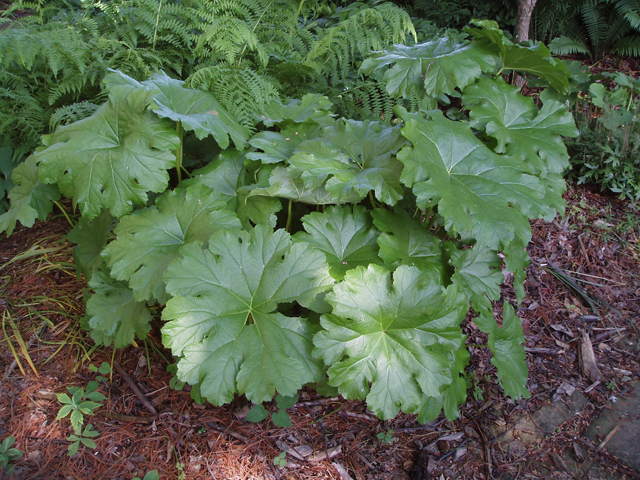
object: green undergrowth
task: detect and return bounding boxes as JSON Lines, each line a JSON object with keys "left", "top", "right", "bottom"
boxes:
{"left": 0, "top": 18, "right": 579, "bottom": 422}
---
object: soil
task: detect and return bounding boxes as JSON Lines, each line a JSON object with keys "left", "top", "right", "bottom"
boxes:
{"left": 0, "top": 182, "right": 639, "bottom": 480}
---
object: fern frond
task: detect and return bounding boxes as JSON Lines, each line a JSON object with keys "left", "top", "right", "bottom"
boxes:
{"left": 49, "top": 101, "right": 100, "bottom": 131}
{"left": 331, "top": 78, "right": 397, "bottom": 121}
{"left": 548, "top": 35, "right": 591, "bottom": 55}
{"left": 187, "top": 64, "right": 280, "bottom": 128}
{"left": 304, "top": 3, "right": 415, "bottom": 84}
{"left": 610, "top": 0, "right": 640, "bottom": 29}
{"left": 612, "top": 33, "right": 640, "bottom": 55}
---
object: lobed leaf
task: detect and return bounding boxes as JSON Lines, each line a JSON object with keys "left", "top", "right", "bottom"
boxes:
{"left": 466, "top": 20, "right": 571, "bottom": 94}
{"left": 295, "top": 205, "right": 381, "bottom": 280}
{"left": 474, "top": 303, "right": 530, "bottom": 399}
{"left": 361, "top": 37, "right": 497, "bottom": 98}
{"left": 68, "top": 210, "right": 113, "bottom": 281}
{"left": 86, "top": 270, "right": 153, "bottom": 348}
{"left": 397, "top": 108, "right": 552, "bottom": 251}
{"left": 35, "top": 85, "right": 179, "bottom": 220}
{"left": 162, "top": 225, "right": 333, "bottom": 404}
{"left": 289, "top": 120, "right": 407, "bottom": 206}
{"left": 144, "top": 71, "right": 250, "bottom": 149}
{"left": 314, "top": 264, "right": 469, "bottom": 419}
{"left": 0, "top": 156, "right": 60, "bottom": 236}
{"left": 103, "top": 183, "right": 241, "bottom": 303}
{"left": 463, "top": 77, "right": 577, "bottom": 175}
{"left": 371, "top": 208, "right": 446, "bottom": 280}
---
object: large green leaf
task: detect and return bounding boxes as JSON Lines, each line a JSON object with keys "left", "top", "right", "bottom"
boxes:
{"left": 258, "top": 94, "right": 335, "bottom": 128}
{"left": 68, "top": 209, "right": 113, "bottom": 281}
{"left": 144, "top": 71, "right": 250, "bottom": 149}
{"left": 86, "top": 270, "right": 153, "bottom": 348}
{"left": 463, "top": 77, "right": 577, "bottom": 174}
{"left": 289, "top": 120, "right": 407, "bottom": 206}
{"left": 249, "top": 166, "right": 349, "bottom": 205}
{"left": 246, "top": 124, "right": 322, "bottom": 164}
{"left": 474, "top": 303, "right": 530, "bottom": 399}
{"left": 445, "top": 242, "right": 503, "bottom": 317}
{"left": 0, "top": 156, "right": 60, "bottom": 236}
{"left": 466, "top": 20, "right": 571, "bottom": 94}
{"left": 103, "top": 183, "right": 241, "bottom": 303}
{"left": 371, "top": 208, "right": 445, "bottom": 279}
{"left": 35, "top": 86, "right": 179, "bottom": 220}
{"left": 295, "top": 205, "right": 381, "bottom": 280}
{"left": 360, "top": 37, "right": 497, "bottom": 98}
{"left": 397, "top": 108, "right": 554, "bottom": 251}
{"left": 161, "top": 225, "right": 333, "bottom": 404}
{"left": 314, "top": 264, "right": 469, "bottom": 419}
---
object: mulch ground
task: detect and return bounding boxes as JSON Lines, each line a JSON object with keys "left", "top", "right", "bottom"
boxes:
{"left": 0, "top": 183, "right": 639, "bottom": 480}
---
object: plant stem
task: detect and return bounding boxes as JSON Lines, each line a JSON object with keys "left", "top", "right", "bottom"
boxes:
{"left": 285, "top": 199, "right": 293, "bottom": 232}
{"left": 53, "top": 201, "right": 75, "bottom": 229}
{"left": 152, "top": 0, "right": 162, "bottom": 50}
{"left": 175, "top": 120, "right": 183, "bottom": 184}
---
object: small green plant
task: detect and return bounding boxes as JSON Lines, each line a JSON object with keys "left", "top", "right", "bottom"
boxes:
{"left": 246, "top": 393, "right": 299, "bottom": 428}
{"left": 273, "top": 451, "right": 287, "bottom": 468}
{"left": 0, "top": 436, "right": 23, "bottom": 476}
{"left": 376, "top": 429, "right": 395, "bottom": 444}
{"left": 133, "top": 470, "right": 160, "bottom": 480}
{"left": 566, "top": 72, "right": 640, "bottom": 201}
{"left": 56, "top": 382, "right": 106, "bottom": 435}
{"left": 66, "top": 423, "right": 100, "bottom": 457}
{"left": 176, "top": 461, "right": 186, "bottom": 480}
{"left": 607, "top": 379, "right": 617, "bottom": 391}
{"left": 88, "top": 361, "right": 112, "bottom": 381}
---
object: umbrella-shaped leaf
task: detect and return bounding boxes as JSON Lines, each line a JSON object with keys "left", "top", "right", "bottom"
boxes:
{"left": 0, "top": 155, "right": 60, "bottom": 236}
{"left": 361, "top": 37, "right": 497, "bottom": 98}
{"left": 35, "top": 86, "right": 179, "bottom": 220}
{"left": 258, "top": 94, "right": 335, "bottom": 127}
{"left": 295, "top": 205, "right": 381, "bottom": 280}
{"left": 314, "top": 264, "right": 468, "bottom": 419}
{"left": 144, "top": 71, "right": 250, "bottom": 149}
{"left": 397, "top": 108, "right": 553, "bottom": 251}
{"left": 161, "top": 225, "right": 333, "bottom": 404}
{"left": 103, "top": 183, "right": 241, "bottom": 303}
{"left": 290, "top": 120, "right": 407, "bottom": 206}
{"left": 68, "top": 209, "right": 114, "bottom": 281}
{"left": 86, "top": 270, "right": 153, "bottom": 348}
{"left": 466, "top": 20, "right": 570, "bottom": 94}
{"left": 463, "top": 77, "right": 577, "bottom": 174}
{"left": 371, "top": 208, "right": 445, "bottom": 278}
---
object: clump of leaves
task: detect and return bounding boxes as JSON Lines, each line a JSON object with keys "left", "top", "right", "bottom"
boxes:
{"left": 566, "top": 72, "right": 640, "bottom": 201}
{"left": 2, "top": 21, "right": 577, "bottom": 422}
{"left": 247, "top": 394, "right": 300, "bottom": 427}
{"left": 377, "top": 429, "right": 395, "bottom": 444}
{"left": 56, "top": 382, "right": 106, "bottom": 437}
{"left": 0, "top": 436, "right": 23, "bottom": 476}
{"left": 66, "top": 424, "right": 100, "bottom": 457}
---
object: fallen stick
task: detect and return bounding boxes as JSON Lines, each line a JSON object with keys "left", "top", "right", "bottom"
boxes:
{"left": 205, "top": 421, "right": 248, "bottom": 444}
{"left": 95, "top": 409, "right": 156, "bottom": 424}
{"left": 113, "top": 361, "right": 157, "bottom": 416}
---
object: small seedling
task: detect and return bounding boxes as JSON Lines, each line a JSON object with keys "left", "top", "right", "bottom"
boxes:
{"left": 273, "top": 451, "right": 287, "bottom": 467}
{"left": 66, "top": 423, "right": 100, "bottom": 456}
{"left": 607, "top": 379, "right": 617, "bottom": 391}
{"left": 376, "top": 429, "right": 394, "bottom": 444}
{"left": 246, "top": 393, "right": 299, "bottom": 428}
{"left": 198, "top": 426, "right": 207, "bottom": 434}
{"left": 0, "top": 436, "right": 23, "bottom": 475}
{"left": 56, "top": 382, "right": 106, "bottom": 434}
{"left": 133, "top": 470, "right": 160, "bottom": 480}
{"left": 88, "top": 361, "right": 112, "bottom": 381}
{"left": 176, "top": 461, "right": 186, "bottom": 480}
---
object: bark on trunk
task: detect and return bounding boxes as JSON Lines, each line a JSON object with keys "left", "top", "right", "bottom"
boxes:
{"left": 514, "top": 0, "right": 538, "bottom": 88}
{"left": 514, "top": 0, "right": 537, "bottom": 42}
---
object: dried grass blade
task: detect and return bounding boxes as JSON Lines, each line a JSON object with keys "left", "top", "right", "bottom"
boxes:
{"left": 7, "top": 314, "right": 39, "bottom": 377}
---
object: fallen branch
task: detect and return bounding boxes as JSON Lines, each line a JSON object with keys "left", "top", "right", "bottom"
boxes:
{"left": 113, "top": 361, "right": 157, "bottom": 416}
{"left": 205, "top": 421, "right": 248, "bottom": 444}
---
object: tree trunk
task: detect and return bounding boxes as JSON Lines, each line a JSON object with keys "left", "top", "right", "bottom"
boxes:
{"left": 513, "top": 0, "right": 538, "bottom": 88}
{"left": 514, "top": 0, "right": 538, "bottom": 42}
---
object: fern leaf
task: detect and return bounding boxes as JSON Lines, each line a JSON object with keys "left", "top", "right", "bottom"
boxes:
{"left": 548, "top": 36, "right": 590, "bottom": 55}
